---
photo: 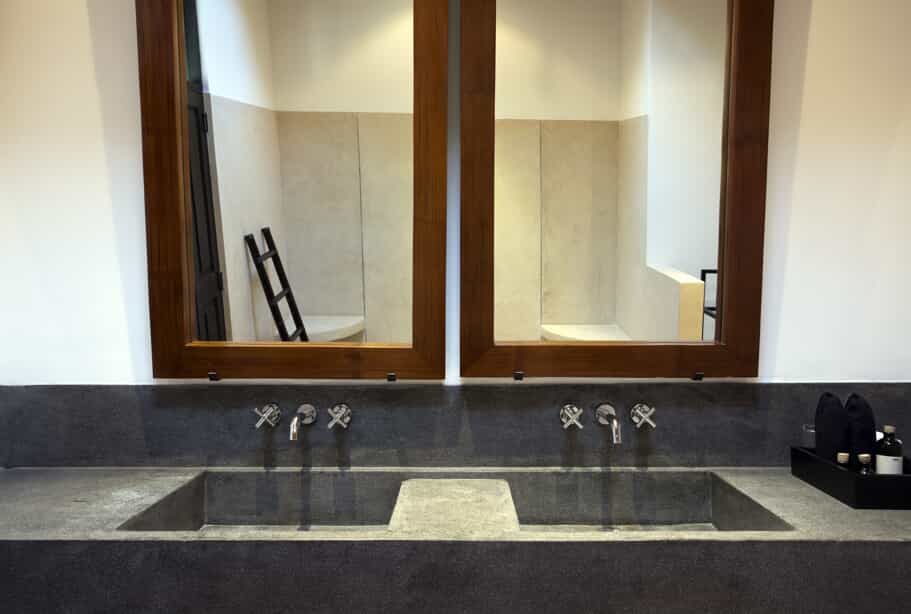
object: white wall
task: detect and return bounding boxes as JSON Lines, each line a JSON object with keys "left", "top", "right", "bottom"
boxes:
{"left": 619, "top": 0, "right": 650, "bottom": 119}
{"left": 198, "top": 0, "right": 414, "bottom": 113}
{"left": 645, "top": 0, "right": 728, "bottom": 279}
{"left": 615, "top": 116, "right": 704, "bottom": 342}
{"left": 496, "top": 0, "right": 621, "bottom": 120}
{"left": 760, "top": 0, "right": 911, "bottom": 381}
{"left": 269, "top": 0, "right": 413, "bottom": 113}
{"left": 197, "top": 0, "right": 276, "bottom": 108}
{"left": 0, "top": 0, "right": 152, "bottom": 383}
{"left": 2, "top": 0, "right": 910, "bottom": 383}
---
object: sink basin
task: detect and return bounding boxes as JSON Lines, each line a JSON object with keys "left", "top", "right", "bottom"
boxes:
{"left": 508, "top": 470, "right": 792, "bottom": 531}
{"left": 119, "top": 470, "right": 401, "bottom": 531}
{"left": 119, "top": 469, "right": 791, "bottom": 533}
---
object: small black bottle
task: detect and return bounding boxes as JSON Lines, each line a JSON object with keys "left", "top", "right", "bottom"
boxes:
{"left": 875, "top": 425, "right": 903, "bottom": 475}
{"left": 858, "top": 453, "right": 874, "bottom": 476}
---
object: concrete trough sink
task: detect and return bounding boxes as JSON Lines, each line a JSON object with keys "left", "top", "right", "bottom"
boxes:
{"left": 118, "top": 468, "right": 792, "bottom": 533}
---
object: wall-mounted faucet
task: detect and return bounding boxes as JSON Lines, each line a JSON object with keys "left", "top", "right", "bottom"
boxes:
{"left": 254, "top": 403, "right": 281, "bottom": 429}
{"left": 595, "top": 403, "right": 621, "bottom": 444}
{"left": 290, "top": 403, "right": 318, "bottom": 440}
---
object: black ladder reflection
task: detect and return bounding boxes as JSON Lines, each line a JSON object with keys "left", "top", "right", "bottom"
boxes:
{"left": 244, "top": 227, "right": 308, "bottom": 342}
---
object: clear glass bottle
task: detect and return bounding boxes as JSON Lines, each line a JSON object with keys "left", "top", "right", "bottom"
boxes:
{"left": 858, "top": 453, "right": 874, "bottom": 476}
{"left": 875, "top": 425, "right": 903, "bottom": 475}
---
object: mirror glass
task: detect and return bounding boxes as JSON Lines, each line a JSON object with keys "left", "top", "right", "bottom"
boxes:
{"left": 494, "top": 0, "right": 727, "bottom": 343}
{"left": 184, "top": 0, "right": 414, "bottom": 343}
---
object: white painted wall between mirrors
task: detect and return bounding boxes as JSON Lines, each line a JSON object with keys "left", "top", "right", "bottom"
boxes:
{"left": 0, "top": 0, "right": 909, "bottom": 382}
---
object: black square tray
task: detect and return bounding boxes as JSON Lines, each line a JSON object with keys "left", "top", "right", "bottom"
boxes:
{"left": 791, "top": 447, "right": 911, "bottom": 509}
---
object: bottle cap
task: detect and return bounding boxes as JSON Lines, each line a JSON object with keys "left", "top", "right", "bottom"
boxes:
{"left": 884, "top": 425, "right": 896, "bottom": 434}
{"left": 858, "top": 453, "right": 872, "bottom": 463}
{"left": 836, "top": 452, "right": 850, "bottom": 464}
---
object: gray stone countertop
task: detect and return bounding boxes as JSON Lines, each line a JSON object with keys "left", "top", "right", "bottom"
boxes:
{"left": 0, "top": 468, "right": 202, "bottom": 534}
{"left": 2, "top": 467, "right": 911, "bottom": 542}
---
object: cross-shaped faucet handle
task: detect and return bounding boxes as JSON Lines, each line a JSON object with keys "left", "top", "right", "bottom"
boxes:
{"left": 327, "top": 404, "right": 352, "bottom": 430}
{"left": 630, "top": 403, "right": 657, "bottom": 429}
{"left": 254, "top": 403, "right": 281, "bottom": 429}
{"left": 559, "top": 404, "right": 584, "bottom": 430}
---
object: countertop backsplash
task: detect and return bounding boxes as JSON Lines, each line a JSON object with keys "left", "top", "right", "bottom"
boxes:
{"left": 1, "top": 383, "right": 908, "bottom": 468}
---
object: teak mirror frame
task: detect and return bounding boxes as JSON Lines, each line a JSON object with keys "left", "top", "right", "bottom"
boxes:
{"left": 460, "top": 0, "right": 774, "bottom": 378}
{"left": 136, "top": 0, "right": 448, "bottom": 379}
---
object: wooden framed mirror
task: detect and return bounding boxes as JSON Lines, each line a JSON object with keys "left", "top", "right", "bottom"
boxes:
{"left": 460, "top": 0, "right": 774, "bottom": 378}
{"left": 136, "top": 0, "right": 447, "bottom": 379}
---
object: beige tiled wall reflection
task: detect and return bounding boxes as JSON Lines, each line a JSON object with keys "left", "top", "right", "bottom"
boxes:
{"left": 494, "top": 120, "right": 542, "bottom": 341}
{"left": 272, "top": 112, "right": 415, "bottom": 343}
{"left": 541, "top": 120, "right": 619, "bottom": 326}
{"left": 358, "top": 113, "right": 413, "bottom": 343}
{"left": 494, "top": 119, "right": 620, "bottom": 340}
{"left": 208, "top": 95, "right": 285, "bottom": 342}
{"left": 277, "top": 112, "right": 366, "bottom": 319}
{"left": 213, "top": 109, "right": 697, "bottom": 344}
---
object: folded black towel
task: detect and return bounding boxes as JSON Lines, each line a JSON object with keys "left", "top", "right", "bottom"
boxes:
{"left": 814, "top": 392, "right": 850, "bottom": 462}
{"left": 845, "top": 393, "right": 877, "bottom": 463}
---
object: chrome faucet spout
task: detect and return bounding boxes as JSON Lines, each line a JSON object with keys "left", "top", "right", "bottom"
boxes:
{"left": 608, "top": 416, "right": 622, "bottom": 444}
{"left": 290, "top": 415, "right": 301, "bottom": 441}
{"left": 595, "top": 403, "right": 622, "bottom": 444}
